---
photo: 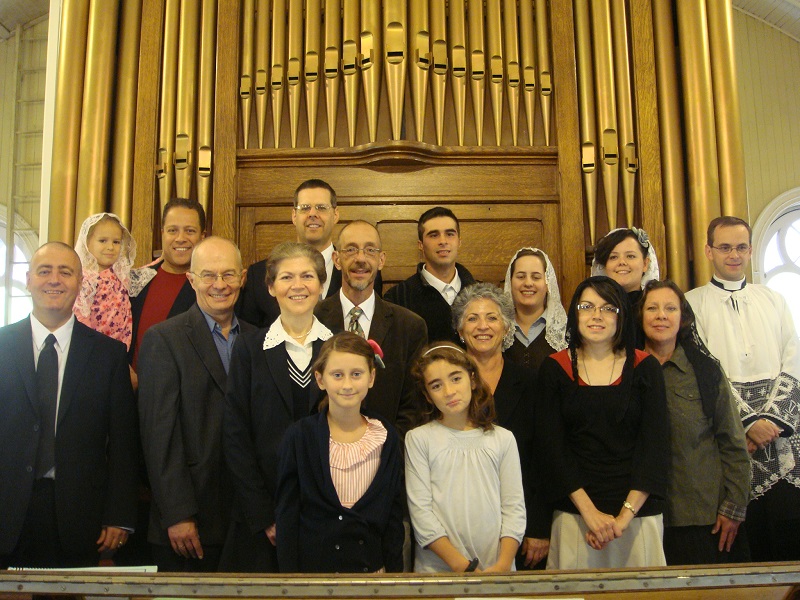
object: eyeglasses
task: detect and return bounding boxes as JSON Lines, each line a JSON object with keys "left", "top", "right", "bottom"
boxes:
{"left": 338, "top": 247, "right": 383, "bottom": 259}
{"left": 295, "top": 204, "right": 333, "bottom": 214}
{"left": 710, "top": 244, "right": 751, "bottom": 255}
{"left": 576, "top": 302, "right": 619, "bottom": 315}
{"left": 191, "top": 272, "right": 242, "bottom": 285}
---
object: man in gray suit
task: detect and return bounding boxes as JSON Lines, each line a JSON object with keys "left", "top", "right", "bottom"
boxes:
{"left": 138, "top": 237, "right": 254, "bottom": 572}
{"left": 316, "top": 220, "right": 427, "bottom": 435}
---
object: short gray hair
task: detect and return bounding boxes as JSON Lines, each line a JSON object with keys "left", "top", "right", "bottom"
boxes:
{"left": 451, "top": 282, "right": 516, "bottom": 351}
{"left": 265, "top": 242, "right": 327, "bottom": 287}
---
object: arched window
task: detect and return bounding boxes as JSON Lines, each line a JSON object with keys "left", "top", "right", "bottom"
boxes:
{"left": 753, "top": 188, "right": 800, "bottom": 333}
{"left": 0, "top": 215, "right": 37, "bottom": 326}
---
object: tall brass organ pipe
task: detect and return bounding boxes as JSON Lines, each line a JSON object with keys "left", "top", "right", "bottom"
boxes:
{"left": 324, "top": 0, "right": 341, "bottom": 146}
{"left": 305, "top": 0, "right": 322, "bottom": 147}
{"left": 384, "top": 0, "right": 407, "bottom": 141}
{"left": 485, "top": 0, "right": 503, "bottom": 145}
{"left": 590, "top": 0, "right": 619, "bottom": 229}
{"left": 519, "top": 0, "right": 536, "bottom": 146}
{"left": 361, "top": 0, "right": 382, "bottom": 143}
{"left": 430, "top": 0, "right": 447, "bottom": 146}
{"left": 342, "top": 0, "right": 361, "bottom": 146}
{"left": 254, "top": 0, "right": 270, "bottom": 149}
{"left": 239, "top": 0, "right": 254, "bottom": 150}
{"left": 175, "top": 0, "right": 200, "bottom": 199}
{"left": 287, "top": 0, "right": 304, "bottom": 147}
{"left": 196, "top": 0, "right": 217, "bottom": 213}
{"left": 468, "top": 0, "right": 486, "bottom": 145}
{"left": 611, "top": 0, "right": 637, "bottom": 227}
{"left": 409, "top": 0, "right": 430, "bottom": 142}
{"left": 502, "top": 0, "right": 520, "bottom": 146}
{"left": 449, "top": 0, "right": 467, "bottom": 145}
{"left": 574, "top": 0, "right": 598, "bottom": 244}
{"left": 158, "top": 0, "right": 180, "bottom": 209}
{"left": 271, "top": 0, "right": 287, "bottom": 148}
{"left": 535, "top": 0, "right": 552, "bottom": 145}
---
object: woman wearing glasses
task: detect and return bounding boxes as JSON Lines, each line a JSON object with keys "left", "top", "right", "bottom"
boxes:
{"left": 536, "top": 276, "right": 669, "bottom": 569}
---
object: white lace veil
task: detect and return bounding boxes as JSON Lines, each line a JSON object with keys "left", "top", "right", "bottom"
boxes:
{"left": 503, "top": 247, "right": 567, "bottom": 351}
{"left": 74, "top": 213, "right": 139, "bottom": 316}
{"left": 590, "top": 227, "right": 660, "bottom": 288}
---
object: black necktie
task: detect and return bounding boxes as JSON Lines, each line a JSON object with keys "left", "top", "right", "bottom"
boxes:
{"left": 35, "top": 334, "right": 58, "bottom": 478}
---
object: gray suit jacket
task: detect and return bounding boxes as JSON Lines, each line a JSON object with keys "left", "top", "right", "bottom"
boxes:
{"left": 315, "top": 294, "right": 428, "bottom": 435}
{"left": 138, "top": 304, "right": 255, "bottom": 546}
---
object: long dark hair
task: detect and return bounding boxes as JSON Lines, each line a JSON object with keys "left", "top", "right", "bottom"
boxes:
{"left": 640, "top": 279, "right": 722, "bottom": 418}
{"left": 411, "top": 342, "right": 496, "bottom": 430}
{"left": 565, "top": 276, "right": 634, "bottom": 381}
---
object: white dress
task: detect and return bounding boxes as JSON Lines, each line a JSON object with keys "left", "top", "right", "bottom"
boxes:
{"left": 405, "top": 421, "right": 526, "bottom": 572}
{"left": 686, "top": 281, "right": 800, "bottom": 498}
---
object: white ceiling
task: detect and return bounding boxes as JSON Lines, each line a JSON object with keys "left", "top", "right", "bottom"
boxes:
{"left": 0, "top": 1, "right": 799, "bottom": 46}
{"left": 734, "top": 0, "right": 800, "bottom": 42}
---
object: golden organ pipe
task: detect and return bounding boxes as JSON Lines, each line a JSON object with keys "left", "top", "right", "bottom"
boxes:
{"left": 255, "top": 0, "right": 270, "bottom": 148}
{"left": 575, "top": 0, "right": 598, "bottom": 244}
{"left": 653, "top": 0, "right": 688, "bottom": 289}
{"left": 449, "top": 0, "right": 467, "bottom": 145}
{"left": 49, "top": 0, "right": 90, "bottom": 243}
{"left": 519, "top": 0, "right": 536, "bottom": 146}
{"left": 361, "top": 0, "right": 382, "bottom": 143}
{"left": 175, "top": 0, "right": 200, "bottom": 199}
{"left": 271, "top": 0, "right": 287, "bottom": 148}
{"left": 76, "top": 0, "right": 120, "bottom": 234}
{"left": 324, "top": 0, "right": 341, "bottom": 147}
{"left": 486, "top": 0, "right": 503, "bottom": 145}
{"left": 535, "top": 0, "right": 552, "bottom": 145}
{"left": 239, "top": 0, "right": 255, "bottom": 150}
{"left": 110, "top": 0, "right": 142, "bottom": 226}
{"left": 409, "top": 0, "right": 430, "bottom": 142}
{"left": 384, "top": 0, "right": 407, "bottom": 141}
{"left": 590, "top": 0, "right": 618, "bottom": 229}
{"left": 706, "top": 0, "right": 748, "bottom": 220}
{"left": 159, "top": 0, "right": 180, "bottom": 209}
{"left": 287, "top": 0, "right": 304, "bottom": 148}
{"left": 430, "top": 0, "right": 447, "bottom": 146}
{"left": 611, "top": 0, "right": 637, "bottom": 226}
{"left": 502, "top": 0, "right": 520, "bottom": 146}
{"left": 467, "top": 0, "right": 486, "bottom": 146}
{"left": 677, "top": 0, "right": 720, "bottom": 285}
{"left": 342, "top": 0, "right": 360, "bottom": 146}
{"left": 305, "top": 0, "right": 322, "bottom": 147}
{"left": 196, "top": 0, "right": 217, "bottom": 214}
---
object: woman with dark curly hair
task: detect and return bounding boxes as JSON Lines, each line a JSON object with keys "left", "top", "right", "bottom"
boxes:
{"left": 537, "top": 276, "right": 669, "bottom": 569}
{"left": 640, "top": 279, "right": 750, "bottom": 565}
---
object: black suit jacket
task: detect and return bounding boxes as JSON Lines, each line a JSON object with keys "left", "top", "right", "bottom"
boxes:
{"left": 138, "top": 305, "right": 255, "bottom": 546}
{"left": 315, "top": 294, "right": 427, "bottom": 435}
{"left": 275, "top": 409, "right": 405, "bottom": 573}
{"left": 129, "top": 261, "right": 196, "bottom": 364}
{"left": 223, "top": 328, "right": 326, "bottom": 535}
{"left": 237, "top": 257, "right": 383, "bottom": 328}
{"left": 0, "top": 318, "right": 138, "bottom": 561}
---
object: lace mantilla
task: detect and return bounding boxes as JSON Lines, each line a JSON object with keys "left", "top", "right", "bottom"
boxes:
{"left": 503, "top": 247, "right": 567, "bottom": 351}
{"left": 591, "top": 227, "right": 660, "bottom": 288}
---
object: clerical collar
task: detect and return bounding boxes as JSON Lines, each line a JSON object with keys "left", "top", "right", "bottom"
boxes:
{"left": 711, "top": 275, "right": 746, "bottom": 292}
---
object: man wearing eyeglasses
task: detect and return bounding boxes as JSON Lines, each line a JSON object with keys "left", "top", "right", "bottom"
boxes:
{"left": 238, "top": 179, "right": 383, "bottom": 327}
{"left": 138, "top": 237, "right": 255, "bottom": 572}
{"left": 316, "top": 220, "right": 427, "bottom": 435}
{"left": 687, "top": 216, "right": 800, "bottom": 562}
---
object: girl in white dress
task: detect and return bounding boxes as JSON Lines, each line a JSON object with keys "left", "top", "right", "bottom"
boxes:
{"left": 406, "top": 343, "right": 526, "bottom": 573}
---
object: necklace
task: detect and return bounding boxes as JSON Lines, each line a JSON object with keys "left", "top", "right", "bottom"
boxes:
{"left": 581, "top": 352, "right": 618, "bottom": 385}
{"left": 287, "top": 324, "right": 313, "bottom": 340}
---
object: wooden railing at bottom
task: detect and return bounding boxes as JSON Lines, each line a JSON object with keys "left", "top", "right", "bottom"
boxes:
{"left": 2, "top": 563, "right": 800, "bottom": 600}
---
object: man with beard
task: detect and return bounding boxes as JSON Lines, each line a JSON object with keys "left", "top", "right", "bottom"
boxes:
{"left": 316, "top": 220, "right": 427, "bottom": 435}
